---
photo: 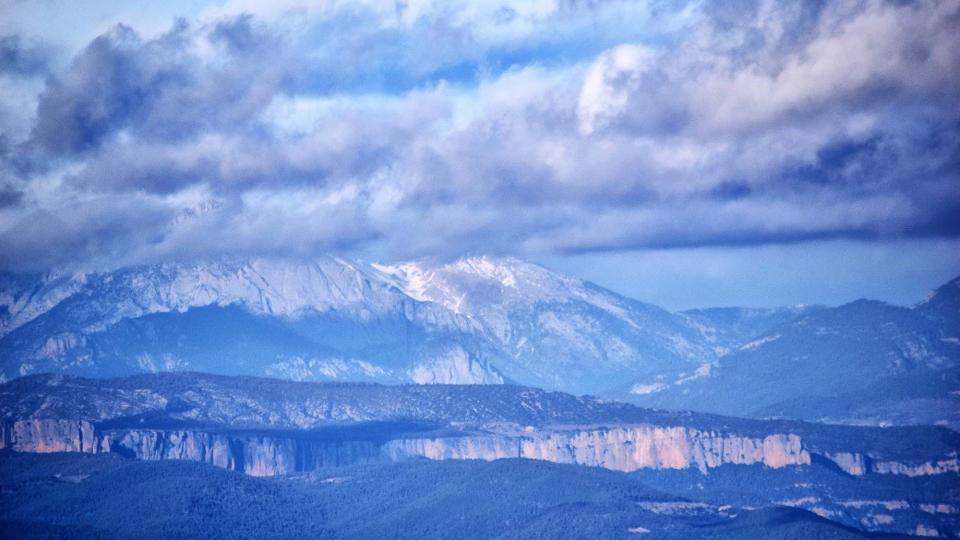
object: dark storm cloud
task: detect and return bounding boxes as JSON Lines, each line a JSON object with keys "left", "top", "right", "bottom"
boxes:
{"left": 0, "top": 0, "right": 958, "bottom": 270}
{"left": 0, "top": 185, "right": 22, "bottom": 208}
{"left": 0, "top": 35, "right": 52, "bottom": 76}
{"left": 29, "top": 26, "right": 145, "bottom": 155}
{"left": 26, "top": 17, "right": 285, "bottom": 160}
{"left": 0, "top": 196, "right": 173, "bottom": 270}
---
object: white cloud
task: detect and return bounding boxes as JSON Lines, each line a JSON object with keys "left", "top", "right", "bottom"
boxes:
{"left": 0, "top": 0, "right": 958, "bottom": 272}
{"left": 577, "top": 44, "right": 655, "bottom": 136}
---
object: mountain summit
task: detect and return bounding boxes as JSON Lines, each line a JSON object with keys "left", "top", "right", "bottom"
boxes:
{"left": 1, "top": 257, "right": 957, "bottom": 429}
{"left": 0, "top": 256, "right": 709, "bottom": 396}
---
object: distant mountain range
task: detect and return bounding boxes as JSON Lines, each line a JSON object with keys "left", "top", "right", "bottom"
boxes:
{"left": 631, "top": 278, "right": 960, "bottom": 429}
{"left": 1, "top": 257, "right": 957, "bottom": 429}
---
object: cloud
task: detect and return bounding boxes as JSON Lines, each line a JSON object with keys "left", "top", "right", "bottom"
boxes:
{"left": 26, "top": 17, "right": 285, "bottom": 159}
{"left": 0, "top": 0, "right": 958, "bottom": 271}
{"left": 0, "top": 195, "right": 172, "bottom": 270}
{"left": 0, "top": 185, "right": 22, "bottom": 208}
{"left": 577, "top": 44, "right": 655, "bottom": 136}
{"left": 0, "top": 34, "right": 52, "bottom": 76}
{"left": 686, "top": 0, "right": 960, "bottom": 136}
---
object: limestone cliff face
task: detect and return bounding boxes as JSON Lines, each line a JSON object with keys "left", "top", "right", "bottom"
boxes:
{"left": 0, "top": 419, "right": 96, "bottom": 453}
{"left": 3, "top": 419, "right": 953, "bottom": 479}
{"left": 384, "top": 427, "right": 810, "bottom": 473}
{"left": 99, "top": 429, "right": 384, "bottom": 476}
{"left": 825, "top": 452, "right": 868, "bottom": 476}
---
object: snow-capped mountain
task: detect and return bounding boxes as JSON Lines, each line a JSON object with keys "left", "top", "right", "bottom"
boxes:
{"left": 1, "top": 257, "right": 470, "bottom": 336}
{"left": 0, "top": 256, "right": 710, "bottom": 396}
{"left": 0, "top": 257, "right": 500, "bottom": 385}
{"left": 2, "top": 256, "right": 957, "bottom": 429}
{"left": 374, "top": 257, "right": 713, "bottom": 393}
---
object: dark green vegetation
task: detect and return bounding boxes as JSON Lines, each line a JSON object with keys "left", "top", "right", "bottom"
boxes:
{"left": 632, "top": 462, "right": 960, "bottom": 535}
{"left": 0, "top": 452, "right": 911, "bottom": 539}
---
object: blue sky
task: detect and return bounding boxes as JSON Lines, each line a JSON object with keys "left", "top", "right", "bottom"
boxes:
{"left": 0, "top": 0, "right": 958, "bottom": 309}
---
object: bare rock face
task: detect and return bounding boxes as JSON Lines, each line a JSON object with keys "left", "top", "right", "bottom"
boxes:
{"left": 385, "top": 427, "right": 809, "bottom": 473}
{"left": 1, "top": 374, "right": 957, "bottom": 479}
{"left": 98, "top": 429, "right": 384, "bottom": 476}
{"left": 408, "top": 346, "right": 505, "bottom": 385}
{"left": 3, "top": 418, "right": 955, "bottom": 480}
{"left": 825, "top": 452, "right": 867, "bottom": 476}
{"left": 0, "top": 419, "right": 96, "bottom": 453}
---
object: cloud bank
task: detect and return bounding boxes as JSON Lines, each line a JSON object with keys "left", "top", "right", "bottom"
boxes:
{"left": 0, "top": 0, "right": 958, "bottom": 271}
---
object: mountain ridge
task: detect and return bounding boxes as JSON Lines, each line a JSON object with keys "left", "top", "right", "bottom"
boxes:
{"left": 1, "top": 255, "right": 957, "bottom": 429}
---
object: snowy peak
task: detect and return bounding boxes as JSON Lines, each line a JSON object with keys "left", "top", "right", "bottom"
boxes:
{"left": 0, "top": 254, "right": 716, "bottom": 397}
{"left": 7, "top": 257, "right": 955, "bottom": 424}
{"left": 0, "top": 270, "right": 90, "bottom": 337}
{"left": 101, "top": 257, "right": 398, "bottom": 319}
{"left": 0, "top": 257, "right": 413, "bottom": 338}
{"left": 372, "top": 256, "right": 652, "bottom": 329}
{"left": 372, "top": 256, "right": 579, "bottom": 314}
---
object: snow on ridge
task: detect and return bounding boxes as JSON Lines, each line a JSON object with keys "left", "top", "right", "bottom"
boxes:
{"left": 630, "top": 382, "right": 667, "bottom": 396}
{"left": 373, "top": 255, "right": 644, "bottom": 330}
{"left": 4, "top": 258, "right": 411, "bottom": 336}
{"left": 0, "top": 271, "right": 90, "bottom": 338}
{"left": 3, "top": 254, "right": 678, "bottom": 355}
{"left": 738, "top": 334, "right": 781, "bottom": 352}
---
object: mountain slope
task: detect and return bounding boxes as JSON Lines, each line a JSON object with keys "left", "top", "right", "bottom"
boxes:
{"left": 2, "top": 372, "right": 958, "bottom": 475}
{"left": 0, "top": 256, "right": 713, "bottom": 396}
{"left": 374, "top": 257, "right": 713, "bottom": 393}
{"left": 2, "top": 257, "right": 958, "bottom": 429}
{"left": 1, "top": 373, "right": 957, "bottom": 537}
{"left": 681, "top": 305, "right": 822, "bottom": 355}
{"left": 917, "top": 276, "right": 960, "bottom": 336}
{"left": 629, "top": 297, "right": 960, "bottom": 428}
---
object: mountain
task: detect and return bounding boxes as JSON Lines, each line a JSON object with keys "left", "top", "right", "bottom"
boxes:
{"left": 1, "top": 372, "right": 957, "bottom": 537}
{"left": 0, "top": 258, "right": 508, "bottom": 385}
{"left": 0, "top": 256, "right": 712, "bottom": 396}
{"left": 917, "top": 276, "right": 960, "bottom": 336}
{"left": 3, "top": 373, "right": 958, "bottom": 477}
{"left": 1, "top": 256, "right": 958, "bottom": 429}
{"left": 373, "top": 258, "right": 713, "bottom": 393}
{"left": 630, "top": 297, "right": 960, "bottom": 429}
{"left": 681, "top": 305, "right": 823, "bottom": 355}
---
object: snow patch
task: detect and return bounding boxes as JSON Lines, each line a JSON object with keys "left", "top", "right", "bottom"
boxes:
{"left": 631, "top": 383, "right": 667, "bottom": 396}
{"left": 738, "top": 334, "right": 780, "bottom": 351}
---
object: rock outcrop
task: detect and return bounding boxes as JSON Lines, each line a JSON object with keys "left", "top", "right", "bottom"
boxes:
{"left": 2, "top": 374, "right": 957, "bottom": 479}
{"left": 384, "top": 427, "right": 810, "bottom": 473}
{"left": 3, "top": 418, "right": 954, "bottom": 479}
{"left": 1, "top": 419, "right": 97, "bottom": 453}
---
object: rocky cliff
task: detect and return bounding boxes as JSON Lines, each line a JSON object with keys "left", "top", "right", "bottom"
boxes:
{"left": 3, "top": 417, "right": 956, "bottom": 479}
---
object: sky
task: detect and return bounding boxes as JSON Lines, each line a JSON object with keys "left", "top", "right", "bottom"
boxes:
{"left": 0, "top": 0, "right": 958, "bottom": 309}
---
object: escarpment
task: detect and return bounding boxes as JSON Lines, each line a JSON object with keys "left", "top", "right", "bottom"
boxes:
{"left": 382, "top": 427, "right": 811, "bottom": 473}
{"left": 2, "top": 374, "right": 957, "bottom": 478}
{"left": 2, "top": 416, "right": 956, "bottom": 479}
{"left": 1, "top": 419, "right": 97, "bottom": 453}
